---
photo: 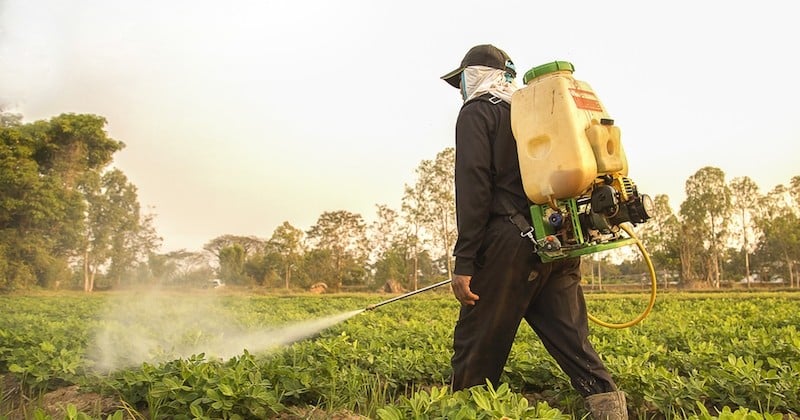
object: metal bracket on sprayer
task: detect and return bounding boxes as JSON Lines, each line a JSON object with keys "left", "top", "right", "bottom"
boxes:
{"left": 520, "top": 227, "right": 539, "bottom": 251}
{"left": 519, "top": 225, "right": 562, "bottom": 255}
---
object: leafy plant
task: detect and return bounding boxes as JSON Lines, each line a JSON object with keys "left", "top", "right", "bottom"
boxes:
{"left": 2, "top": 292, "right": 800, "bottom": 418}
{"left": 376, "top": 382, "right": 570, "bottom": 420}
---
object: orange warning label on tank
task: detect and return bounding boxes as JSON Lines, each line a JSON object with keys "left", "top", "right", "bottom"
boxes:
{"left": 569, "top": 88, "right": 603, "bottom": 112}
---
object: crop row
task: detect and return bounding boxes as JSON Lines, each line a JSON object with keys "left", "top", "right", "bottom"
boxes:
{"left": 1, "top": 291, "right": 799, "bottom": 419}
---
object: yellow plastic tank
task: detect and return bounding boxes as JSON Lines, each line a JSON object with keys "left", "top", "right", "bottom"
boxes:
{"left": 511, "top": 61, "right": 628, "bottom": 205}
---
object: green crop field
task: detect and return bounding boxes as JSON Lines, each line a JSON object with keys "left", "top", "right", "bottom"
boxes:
{"left": 1, "top": 290, "right": 799, "bottom": 419}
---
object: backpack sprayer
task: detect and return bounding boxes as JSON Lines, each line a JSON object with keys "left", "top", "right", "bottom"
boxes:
{"left": 367, "top": 61, "right": 658, "bottom": 328}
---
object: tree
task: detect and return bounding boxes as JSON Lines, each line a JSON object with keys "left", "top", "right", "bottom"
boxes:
{"left": 755, "top": 208, "right": 799, "bottom": 288}
{"left": 134, "top": 212, "right": 163, "bottom": 278}
{"left": 219, "top": 244, "right": 246, "bottom": 285}
{"left": 369, "top": 205, "right": 404, "bottom": 286}
{"left": 268, "top": 221, "right": 305, "bottom": 289}
{"left": 36, "top": 114, "right": 125, "bottom": 290}
{"left": 789, "top": 176, "right": 800, "bottom": 205}
{"left": 0, "top": 113, "right": 130, "bottom": 290}
{"left": 401, "top": 182, "right": 428, "bottom": 290}
{"left": 729, "top": 176, "right": 761, "bottom": 288}
{"left": 203, "top": 235, "right": 266, "bottom": 261}
{"left": 305, "top": 210, "right": 368, "bottom": 289}
{"left": 0, "top": 120, "right": 54, "bottom": 289}
{"left": 81, "top": 169, "right": 159, "bottom": 291}
{"left": 32, "top": 114, "right": 125, "bottom": 192}
{"left": 149, "top": 250, "right": 212, "bottom": 285}
{"left": 406, "top": 148, "right": 457, "bottom": 280}
{"left": 243, "top": 251, "right": 281, "bottom": 286}
{"left": 680, "top": 167, "right": 731, "bottom": 287}
{"left": 296, "top": 249, "right": 336, "bottom": 289}
{"left": 755, "top": 183, "right": 800, "bottom": 287}
{"left": 147, "top": 252, "right": 178, "bottom": 283}
{"left": 104, "top": 171, "right": 160, "bottom": 286}
{"left": 637, "top": 194, "right": 680, "bottom": 287}
{"left": 369, "top": 205, "right": 401, "bottom": 263}
{"left": 2, "top": 118, "right": 90, "bottom": 288}
{"left": 0, "top": 109, "right": 22, "bottom": 127}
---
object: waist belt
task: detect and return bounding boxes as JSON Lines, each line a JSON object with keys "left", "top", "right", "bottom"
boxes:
{"left": 498, "top": 194, "right": 539, "bottom": 251}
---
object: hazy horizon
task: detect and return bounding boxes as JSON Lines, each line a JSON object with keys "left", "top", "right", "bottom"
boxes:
{"left": 3, "top": 1, "right": 797, "bottom": 252}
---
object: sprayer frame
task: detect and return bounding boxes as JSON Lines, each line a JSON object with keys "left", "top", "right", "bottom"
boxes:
{"left": 530, "top": 198, "right": 638, "bottom": 263}
{"left": 527, "top": 198, "right": 658, "bottom": 328}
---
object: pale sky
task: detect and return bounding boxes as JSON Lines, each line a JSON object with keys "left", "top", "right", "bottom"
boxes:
{"left": 2, "top": 1, "right": 798, "bottom": 252}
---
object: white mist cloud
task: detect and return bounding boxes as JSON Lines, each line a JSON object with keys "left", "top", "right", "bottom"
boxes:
{"left": 87, "top": 291, "right": 363, "bottom": 372}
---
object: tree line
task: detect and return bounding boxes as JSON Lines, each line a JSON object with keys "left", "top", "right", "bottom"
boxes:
{"left": 1, "top": 112, "right": 159, "bottom": 291}
{"left": 168, "top": 147, "right": 458, "bottom": 292}
{"left": 2, "top": 112, "right": 797, "bottom": 292}
{"left": 637, "top": 168, "right": 799, "bottom": 288}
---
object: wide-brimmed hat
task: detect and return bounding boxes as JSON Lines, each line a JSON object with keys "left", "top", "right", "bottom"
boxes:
{"left": 441, "top": 44, "right": 515, "bottom": 88}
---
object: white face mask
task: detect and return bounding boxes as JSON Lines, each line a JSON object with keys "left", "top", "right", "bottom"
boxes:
{"left": 459, "top": 66, "right": 519, "bottom": 104}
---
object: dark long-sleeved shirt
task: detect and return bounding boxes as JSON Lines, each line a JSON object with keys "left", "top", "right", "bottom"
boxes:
{"left": 453, "top": 94, "right": 530, "bottom": 276}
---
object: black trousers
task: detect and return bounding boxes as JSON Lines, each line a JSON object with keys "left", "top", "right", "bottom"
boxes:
{"left": 451, "top": 217, "right": 617, "bottom": 396}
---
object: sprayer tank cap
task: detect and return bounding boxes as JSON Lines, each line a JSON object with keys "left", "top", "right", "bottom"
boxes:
{"left": 523, "top": 61, "right": 575, "bottom": 85}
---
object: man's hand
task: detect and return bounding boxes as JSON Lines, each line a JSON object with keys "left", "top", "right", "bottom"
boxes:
{"left": 452, "top": 274, "right": 479, "bottom": 306}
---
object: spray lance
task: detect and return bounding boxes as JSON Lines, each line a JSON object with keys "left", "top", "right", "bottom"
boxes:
{"left": 365, "top": 61, "right": 659, "bottom": 328}
{"left": 365, "top": 279, "right": 453, "bottom": 311}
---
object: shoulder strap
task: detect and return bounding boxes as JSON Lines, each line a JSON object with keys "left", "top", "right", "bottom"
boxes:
{"left": 470, "top": 94, "right": 538, "bottom": 249}
{"left": 471, "top": 94, "right": 505, "bottom": 106}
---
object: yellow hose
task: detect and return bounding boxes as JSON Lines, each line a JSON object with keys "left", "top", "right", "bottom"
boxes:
{"left": 587, "top": 223, "right": 657, "bottom": 329}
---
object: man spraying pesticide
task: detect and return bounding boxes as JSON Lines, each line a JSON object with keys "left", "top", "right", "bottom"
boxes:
{"left": 365, "top": 45, "right": 656, "bottom": 420}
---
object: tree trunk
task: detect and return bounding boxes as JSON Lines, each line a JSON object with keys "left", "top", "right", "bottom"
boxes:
{"left": 83, "top": 249, "right": 92, "bottom": 292}
{"left": 704, "top": 256, "right": 717, "bottom": 288}
{"left": 745, "top": 252, "right": 751, "bottom": 290}
{"left": 711, "top": 216, "right": 720, "bottom": 288}
{"left": 438, "top": 209, "right": 454, "bottom": 282}
{"left": 285, "top": 262, "right": 290, "bottom": 289}
{"left": 597, "top": 261, "right": 603, "bottom": 291}
{"left": 679, "top": 233, "right": 695, "bottom": 284}
{"left": 412, "top": 224, "right": 420, "bottom": 291}
{"left": 413, "top": 253, "right": 419, "bottom": 291}
{"left": 742, "top": 207, "right": 751, "bottom": 290}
